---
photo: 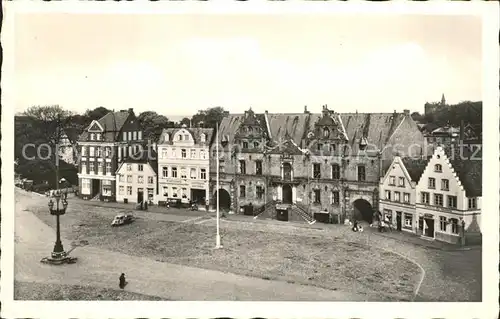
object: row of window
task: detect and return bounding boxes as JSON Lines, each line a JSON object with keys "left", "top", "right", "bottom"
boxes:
{"left": 161, "top": 186, "right": 190, "bottom": 199}
{"left": 118, "top": 174, "right": 155, "bottom": 184}
{"left": 239, "top": 185, "right": 266, "bottom": 199}
{"left": 236, "top": 161, "right": 365, "bottom": 181}
{"left": 118, "top": 186, "right": 154, "bottom": 197}
{"left": 80, "top": 178, "right": 112, "bottom": 194}
{"left": 428, "top": 177, "right": 449, "bottom": 191}
{"left": 384, "top": 191, "right": 411, "bottom": 203}
{"left": 81, "top": 146, "right": 113, "bottom": 158}
{"left": 383, "top": 210, "right": 461, "bottom": 234}
{"left": 82, "top": 162, "right": 113, "bottom": 174}
{"left": 384, "top": 210, "right": 413, "bottom": 228}
{"left": 420, "top": 192, "right": 479, "bottom": 209}
{"left": 161, "top": 166, "right": 207, "bottom": 180}
{"left": 388, "top": 176, "right": 406, "bottom": 187}
{"left": 310, "top": 189, "right": 341, "bottom": 205}
{"left": 163, "top": 132, "right": 206, "bottom": 143}
{"left": 160, "top": 148, "right": 207, "bottom": 160}
{"left": 439, "top": 216, "right": 460, "bottom": 234}
{"left": 89, "top": 133, "right": 103, "bottom": 141}
{"left": 241, "top": 141, "right": 260, "bottom": 149}
{"left": 122, "top": 131, "right": 143, "bottom": 142}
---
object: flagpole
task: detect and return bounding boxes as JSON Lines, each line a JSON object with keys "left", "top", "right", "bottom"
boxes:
{"left": 215, "top": 123, "right": 222, "bottom": 249}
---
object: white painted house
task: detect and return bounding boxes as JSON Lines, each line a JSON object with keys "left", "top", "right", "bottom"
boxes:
{"left": 415, "top": 145, "right": 482, "bottom": 245}
{"left": 379, "top": 156, "right": 427, "bottom": 233}
{"left": 157, "top": 126, "right": 213, "bottom": 207}
{"left": 115, "top": 149, "right": 158, "bottom": 204}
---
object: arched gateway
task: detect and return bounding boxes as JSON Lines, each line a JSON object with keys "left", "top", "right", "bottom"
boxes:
{"left": 353, "top": 198, "right": 374, "bottom": 224}
{"left": 213, "top": 189, "right": 231, "bottom": 211}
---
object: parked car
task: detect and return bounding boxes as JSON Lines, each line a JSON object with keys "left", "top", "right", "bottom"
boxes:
{"left": 111, "top": 213, "right": 135, "bottom": 227}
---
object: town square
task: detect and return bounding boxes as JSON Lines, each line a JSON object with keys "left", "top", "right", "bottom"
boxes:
{"left": 5, "top": 7, "right": 494, "bottom": 318}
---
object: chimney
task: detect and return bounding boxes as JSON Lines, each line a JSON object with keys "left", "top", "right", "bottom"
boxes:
{"left": 304, "top": 105, "right": 308, "bottom": 114}
{"left": 128, "top": 108, "right": 133, "bottom": 114}
{"left": 403, "top": 109, "right": 410, "bottom": 116}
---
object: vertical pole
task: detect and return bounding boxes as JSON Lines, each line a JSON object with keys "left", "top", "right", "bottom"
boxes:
{"left": 215, "top": 123, "right": 222, "bottom": 248}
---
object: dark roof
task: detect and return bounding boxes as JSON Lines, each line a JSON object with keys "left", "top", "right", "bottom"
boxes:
{"left": 63, "top": 127, "right": 79, "bottom": 144}
{"left": 78, "top": 110, "right": 131, "bottom": 141}
{"left": 401, "top": 157, "right": 428, "bottom": 183}
{"left": 218, "top": 110, "right": 409, "bottom": 153}
{"left": 442, "top": 144, "right": 482, "bottom": 197}
{"left": 159, "top": 127, "right": 214, "bottom": 145}
{"left": 121, "top": 148, "right": 158, "bottom": 174}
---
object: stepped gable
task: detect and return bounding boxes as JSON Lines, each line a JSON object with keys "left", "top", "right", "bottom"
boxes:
{"left": 218, "top": 108, "right": 410, "bottom": 153}
{"left": 442, "top": 144, "right": 482, "bottom": 197}
{"left": 78, "top": 110, "right": 131, "bottom": 142}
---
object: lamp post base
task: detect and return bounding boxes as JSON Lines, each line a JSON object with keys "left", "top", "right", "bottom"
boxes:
{"left": 41, "top": 252, "right": 77, "bottom": 265}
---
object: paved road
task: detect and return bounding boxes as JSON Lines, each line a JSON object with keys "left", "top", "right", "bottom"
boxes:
{"left": 15, "top": 190, "right": 364, "bottom": 301}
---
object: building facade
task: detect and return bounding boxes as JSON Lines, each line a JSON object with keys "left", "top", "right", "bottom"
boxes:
{"left": 156, "top": 126, "right": 213, "bottom": 207}
{"left": 77, "top": 108, "right": 145, "bottom": 201}
{"left": 415, "top": 145, "right": 482, "bottom": 244}
{"left": 115, "top": 150, "right": 158, "bottom": 204}
{"left": 379, "top": 156, "right": 427, "bottom": 233}
{"left": 210, "top": 105, "right": 426, "bottom": 223}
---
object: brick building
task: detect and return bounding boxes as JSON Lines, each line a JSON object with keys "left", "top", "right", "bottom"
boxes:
{"left": 77, "top": 108, "right": 145, "bottom": 201}
{"left": 209, "top": 105, "right": 425, "bottom": 224}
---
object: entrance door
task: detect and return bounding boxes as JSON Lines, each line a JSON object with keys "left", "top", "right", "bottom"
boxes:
{"left": 396, "top": 212, "right": 402, "bottom": 231}
{"left": 424, "top": 218, "right": 434, "bottom": 237}
{"left": 419, "top": 217, "right": 424, "bottom": 233}
{"left": 282, "top": 184, "right": 293, "bottom": 204}
{"left": 91, "top": 179, "right": 100, "bottom": 197}
{"left": 137, "top": 188, "right": 144, "bottom": 203}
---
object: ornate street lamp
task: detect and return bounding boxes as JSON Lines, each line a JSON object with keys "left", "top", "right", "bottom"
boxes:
{"left": 41, "top": 190, "right": 77, "bottom": 265}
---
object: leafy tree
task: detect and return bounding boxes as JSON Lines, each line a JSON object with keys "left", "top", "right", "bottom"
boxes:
{"left": 84, "top": 106, "right": 111, "bottom": 122}
{"left": 180, "top": 117, "right": 191, "bottom": 127}
{"left": 191, "top": 106, "right": 228, "bottom": 129}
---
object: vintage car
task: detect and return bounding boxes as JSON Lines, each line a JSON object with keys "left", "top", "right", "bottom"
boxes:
{"left": 111, "top": 213, "right": 135, "bottom": 227}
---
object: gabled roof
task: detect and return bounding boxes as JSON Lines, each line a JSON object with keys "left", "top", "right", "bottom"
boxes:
{"left": 218, "top": 110, "right": 410, "bottom": 153}
{"left": 381, "top": 156, "right": 428, "bottom": 185}
{"left": 441, "top": 144, "right": 482, "bottom": 197}
{"left": 159, "top": 127, "right": 214, "bottom": 145}
{"left": 401, "top": 157, "right": 428, "bottom": 183}
{"left": 78, "top": 110, "right": 131, "bottom": 142}
{"left": 118, "top": 148, "right": 158, "bottom": 175}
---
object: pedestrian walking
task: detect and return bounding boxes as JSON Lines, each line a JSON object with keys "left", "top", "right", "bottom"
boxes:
{"left": 119, "top": 273, "right": 127, "bottom": 289}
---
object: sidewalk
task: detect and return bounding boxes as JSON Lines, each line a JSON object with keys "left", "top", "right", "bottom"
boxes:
{"left": 15, "top": 196, "right": 363, "bottom": 301}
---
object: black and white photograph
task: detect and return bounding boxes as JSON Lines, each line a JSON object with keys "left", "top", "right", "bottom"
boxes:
{"left": 2, "top": 2, "right": 498, "bottom": 318}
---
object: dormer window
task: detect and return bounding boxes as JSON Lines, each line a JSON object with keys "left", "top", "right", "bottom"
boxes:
{"left": 96, "top": 134, "right": 101, "bottom": 141}
{"left": 200, "top": 133, "right": 206, "bottom": 143}
{"left": 359, "top": 137, "right": 368, "bottom": 150}
{"left": 90, "top": 133, "right": 95, "bottom": 141}
{"left": 243, "top": 141, "right": 249, "bottom": 149}
{"left": 164, "top": 133, "right": 169, "bottom": 142}
{"left": 323, "top": 128, "right": 330, "bottom": 138}
{"left": 254, "top": 142, "right": 259, "bottom": 148}
{"left": 248, "top": 127, "right": 253, "bottom": 133}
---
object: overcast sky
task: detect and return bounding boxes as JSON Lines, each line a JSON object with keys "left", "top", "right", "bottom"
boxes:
{"left": 15, "top": 14, "right": 482, "bottom": 117}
